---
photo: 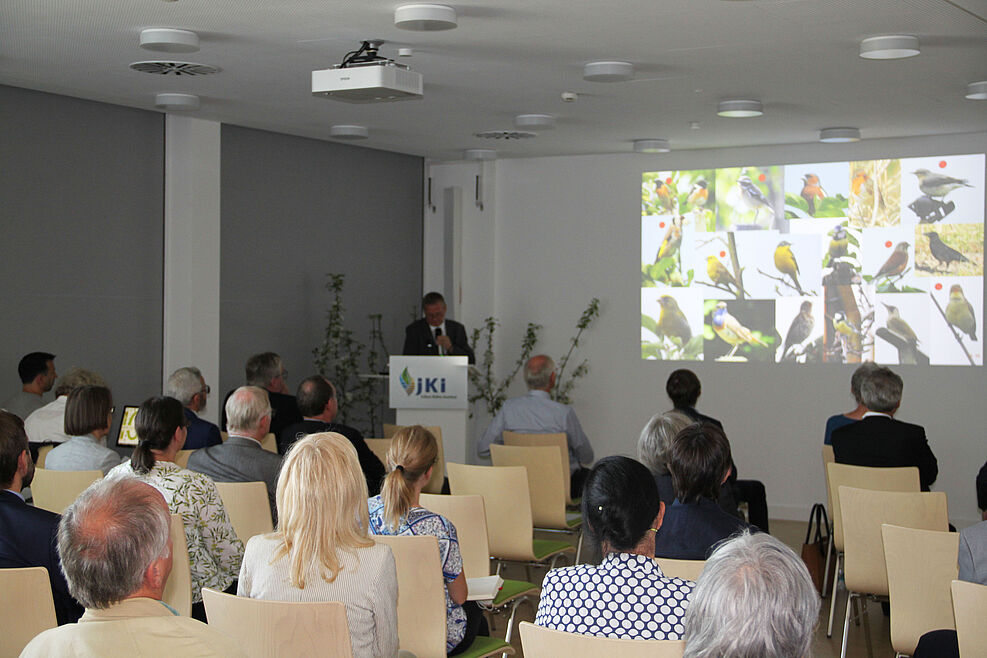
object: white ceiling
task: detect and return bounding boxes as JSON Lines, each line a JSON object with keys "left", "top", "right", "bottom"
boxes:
{"left": 2, "top": 0, "right": 985, "bottom": 161}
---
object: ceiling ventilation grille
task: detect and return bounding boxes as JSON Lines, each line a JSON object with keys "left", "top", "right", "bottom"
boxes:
{"left": 129, "top": 61, "right": 220, "bottom": 76}
{"left": 473, "top": 130, "right": 536, "bottom": 140}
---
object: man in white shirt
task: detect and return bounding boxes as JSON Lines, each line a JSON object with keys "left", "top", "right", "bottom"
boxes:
{"left": 1, "top": 352, "right": 56, "bottom": 420}
{"left": 24, "top": 367, "right": 106, "bottom": 448}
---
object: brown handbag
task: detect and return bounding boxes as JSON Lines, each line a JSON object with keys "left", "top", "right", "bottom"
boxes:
{"left": 800, "top": 503, "right": 835, "bottom": 595}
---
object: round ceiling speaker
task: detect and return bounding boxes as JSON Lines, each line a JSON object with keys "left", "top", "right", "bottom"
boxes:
{"left": 154, "top": 93, "right": 200, "bottom": 110}
{"left": 140, "top": 28, "right": 200, "bottom": 53}
{"left": 394, "top": 4, "right": 458, "bottom": 31}
{"left": 329, "top": 125, "right": 369, "bottom": 139}
{"left": 583, "top": 61, "right": 634, "bottom": 82}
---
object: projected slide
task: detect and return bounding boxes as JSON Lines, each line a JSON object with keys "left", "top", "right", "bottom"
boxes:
{"left": 641, "top": 153, "right": 984, "bottom": 365}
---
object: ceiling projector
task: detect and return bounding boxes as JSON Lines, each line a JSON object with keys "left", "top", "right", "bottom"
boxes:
{"left": 312, "top": 40, "right": 423, "bottom": 103}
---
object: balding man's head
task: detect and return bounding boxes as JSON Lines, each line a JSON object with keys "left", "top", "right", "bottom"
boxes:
{"left": 523, "top": 355, "right": 555, "bottom": 391}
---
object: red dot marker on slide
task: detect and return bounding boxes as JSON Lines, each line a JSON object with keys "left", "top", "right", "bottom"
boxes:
{"left": 758, "top": 173, "right": 767, "bottom": 182}
{"left": 666, "top": 177, "right": 674, "bottom": 184}
{"left": 885, "top": 241, "right": 893, "bottom": 248}
{"left": 719, "top": 251, "right": 726, "bottom": 258}
{"left": 659, "top": 221, "right": 666, "bottom": 228}
{"left": 935, "top": 283, "right": 943, "bottom": 291}
{"left": 939, "top": 160, "right": 948, "bottom": 169}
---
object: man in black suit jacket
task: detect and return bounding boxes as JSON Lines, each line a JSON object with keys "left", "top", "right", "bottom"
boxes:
{"left": 279, "top": 376, "right": 386, "bottom": 495}
{"left": 0, "top": 411, "right": 82, "bottom": 625}
{"left": 221, "top": 352, "right": 302, "bottom": 439}
{"left": 832, "top": 366, "right": 938, "bottom": 491}
{"left": 402, "top": 292, "right": 475, "bottom": 364}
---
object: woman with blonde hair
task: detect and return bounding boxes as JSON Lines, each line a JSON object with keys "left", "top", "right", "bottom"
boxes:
{"left": 368, "top": 425, "right": 488, "bottom": 655}
{"left": 237, "top": 432, "right": 398, "bottom": 658}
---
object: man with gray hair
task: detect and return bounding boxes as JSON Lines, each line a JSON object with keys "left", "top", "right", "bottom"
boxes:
{"left": 20, "top": 477, "right": 243, "bottom": 656}
{"left": 24, "top": 366, "right": 106, "bottom": 448}
{"left": 188, "top": 386, "right": 282, "bottom": 520}
{"left": 220, "top": 352, "right": 301, "bottom": 439}
{"left": 683, "top": 531, "right": 819, "bottom": 658}
{"left": 832, "top": 365, "right": 938, "bottom": 490}
{"left": 165, "top": 366, "right": 221, "bottom": 450}
{"left": 477, "top": 354, "right": 594, "bottom": 497}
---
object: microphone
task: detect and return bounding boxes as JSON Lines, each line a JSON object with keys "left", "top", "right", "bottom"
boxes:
{"left": 434, "top": 327, "right": 443, "bottom": 355}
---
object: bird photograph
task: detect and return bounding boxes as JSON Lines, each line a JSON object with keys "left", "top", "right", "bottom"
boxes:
{"left": 784, "top": 163, "right": 849, "bottom": 220}
{"left": 653, "top": 178, "right": 676, "bottom": 215}
{"left": 924, "top": 230, "right": 969, "bottom": 270}
{"left": 773, "top": 240, "right": 804, "bottom": 295}
{"left": 717, "top": 166, "right": 779, "bottom": 229}
{"left": 778, "top": 299, "right": 818, "bottom": 363}
{"left": 912, "top": 168, "right": 973, "bottom": 200}
{"left": 705, "top": 300, "right": 774, "bottom": 361}
{"left": 641, "top": 290, "right": 703, "bottom": 361}
{"left": 705, "top": 254, "right": 741, "bottom": 296}
{"left": 944, "top": 283, "right": 977, "bottom": 342}
{"left": 875, "top": 299, "right": 929, "bottom": 365}
{"left": 901, "top": 154, "right": 984, "bottom": 224}
{"left": 848, "top": 159, "right": 900, "bottom": 227}
{"left": 915, "top": 224, "right": 983, "bottom": 276}
{"left": 686, "top": 178, "right": 709, "bottom": 211}
{"left": 800, "top": 174, "right": 826, "bottom": 216}
{"left": 656, "top": 294, "right": 692, "bottom": 345}
{"left": 655, "top": 215, "right": 682, "bottom": 263}
{"left": 642, "top": 171, "right": 680, "bottom": 216}
{"left": 872, "top": 241, "right": 910, "bottom": 281}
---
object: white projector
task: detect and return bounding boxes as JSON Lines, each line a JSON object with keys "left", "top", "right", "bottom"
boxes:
{"left": 312, "top": 61, "right": 423, "bottom": 103}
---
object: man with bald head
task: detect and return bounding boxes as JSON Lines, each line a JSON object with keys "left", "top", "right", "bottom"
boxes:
{"left": 477, "top": 354, "right": 594, "bottom": 497}
{"left": 20, "top": 477, "right": 242, "bottom": 656}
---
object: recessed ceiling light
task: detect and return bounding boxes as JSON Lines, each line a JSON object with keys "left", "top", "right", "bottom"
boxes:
{"left": 514, "top": 114, "right": 555, "bottom": 130}
{"left": 819, "top": 127, "right": 861, "bottom": 143}
{"left": 154, "top": 93, "right": 200, "bottom": 111}
{"left": 329, "top": 125, "right": 369, "bottom": 139}
{"left": 859, "top": 35, "right": 919, "bottom": 60}
{"left": 394, "top": 4, "right": 457, "bottom": 31}
{"left": 583, "top": 61, "right": 634, "bottom": 82}
{"left": 717, "top": 99, "right": 763, "bottom": 118}
{"left": 464, "top": 149, "right": 497, "bottom": 161}
{"left": 633, "top": 139, "right": 670, "bottom": 153}
{"left": 140, "top": 28, "right": 200, "bottom": 53}
{"left": 965, "top": 81, "right": 987, "bottom": 100}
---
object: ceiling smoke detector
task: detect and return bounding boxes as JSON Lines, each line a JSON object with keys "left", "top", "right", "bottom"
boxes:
{"left": 464, "top": 149, "right": 497, "bottom": 160}
{"left": 394, "top": 4, "right": 457, "bottom": 31}
{"left": 473, "top": 130, "right": 537, "bottom": 140}
{"left": 154, "top": 92, "right": 200, "bottom": 110}
{"left": 330, "top": 125, "right": 369, "bottom": 139}
{"left": 130, "top": 61, "right": 219, "bottom": 75}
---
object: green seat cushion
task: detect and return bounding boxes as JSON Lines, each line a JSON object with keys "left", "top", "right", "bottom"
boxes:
{"left": 456, "top": 635, "right": 514, "bottom": 658}
{"left": 532, "top": 538, "right": 574, "bottom": 561}
{"left": 565, "top": 511, "right": 582, "bottom": 528}
{"left": 492, "top": 578, "right": 539, "bottom": 606}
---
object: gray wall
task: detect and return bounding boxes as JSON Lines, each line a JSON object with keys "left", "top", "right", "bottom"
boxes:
{"left": 219, "top": 125, "right": 423, "bottom": 420}
{"left": 0, "top": 85, "right": 164, "bottom": 435}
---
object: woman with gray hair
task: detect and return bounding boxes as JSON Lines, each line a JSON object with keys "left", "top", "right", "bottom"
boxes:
{"left": 824, "top": 362, "right": 880, "bottom": 445}
{"left": 637, "top": 409, "right": 693, "bottom": 505}
{"left": 683, "top": 531, "right": 820, "bottom": 658}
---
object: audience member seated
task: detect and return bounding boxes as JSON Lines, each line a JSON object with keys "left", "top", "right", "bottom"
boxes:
{"left": 24, "top": 367, "right": 106, "bottom": 449}
{"left": 0, "top": 411, "right": 82, "bottom": 625}
{"left": 1, "top": 351, "right": 56, "bottom": 420}
{"left": 683, "top": 531, "right": 819, "bottom": 658}
{"left": 166, "top": 366, "right": 221, "bottom": 450}
{"left": 535, "top": 455, "right": 694, "bottom": 640}
{"left": 653, "top": 423, "right": 753, "bottom": 560}
{"left": 20, "top": 477, "right": 243, "bottom": 657}
{"left": 188, "top": 386, "right": 282, "bottom": 522}
{"left": 237, "top": 432, "right": 398, "bottom": 658}
{"left": 221, "top": 352, "right": 301, "bottom": 439}
{"left": 824, "top": 362, "right": 879, "bottom": 445}
{"left": 477, "top": 354, "right": 594, "bottom": 498}
{"left": 279, "top": 375, "right": 385, "bottom": 495}
{"left": 664, "top": 368, "right": 769, "bottom": 532}
{"left": 978, "top": 458, "right": 986, "bottom": 521}
{"left": 369, "top": 425, "right": 488, "bottom": 654}
{"left": 107, "top": 396, "right": 243, "bottom": 620}
{"left": 831, "top": 365, "right": 938, "bottom": 491}
{"left": 44, "top": 385, "right": 124, "bottom": 475}
{"left": 638, "top": 409, "right": 693, "bottom": 507}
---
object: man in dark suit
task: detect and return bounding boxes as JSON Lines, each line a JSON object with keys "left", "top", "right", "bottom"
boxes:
{"left": 402, "top": 292, "right": 475, "bottom": 364}
{"left": 279, "top": 376, "right": 386, "bottom": 495}
{"left": 0, "top": 410, "right": 82, "bottom": 625}
{"left": 166, "top": 366, "right": 221, "bottom": 450}
{"left": 188, "top": 386, "right": 283, "bottom": 521}
{"left": 832, "top": 365, "right": 938, "bottom": 491}
{"left": 221, "top": 352, "right": 302, "bottom": 439}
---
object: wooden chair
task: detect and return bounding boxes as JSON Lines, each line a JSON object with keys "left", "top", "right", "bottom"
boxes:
{"left": 446, "top": 463, "right": 574, "bottom": 579}
{"left": 364, "top": 438, "right": 391, "bottom": 466}
{"left": 35, "top": 444, "right": 55, "bottom": 468}
{"left": 421, "top": 493, "right": 540, "bottom": 646}
{"left": 162, "top": 513, "right": 193, "bottom": 616}
{"left": 259, "top": 432, "right": 278, "bottom": 454}
{"left": 518, "top": 621, "right": 685, "bottom": 657}
{"left": 837, "top": 486, "right": 948, "bottom": 658}
{"left": 881, "top": 524, "right": 958, "bottom": 657}
{"left": 820, "top": 444, "right": 835, "bottom": 597}
{"left": 654, "top": 557, "right": 705, "bottom": 582}
{"left": 201, "top": 587, "right": 353, "bottom": 658}
{"left": 214, "top": 481, "right": 274, "bottom": 544}
{"left": 29, "top": 467, "right": 102, "bottom": 513}
{"left": 502, "top": 432, "right": 577, "bottom": 505}
{"left": 951, "top": 580, "right": 987, "bottom": 657}
{"left": 490, "top": 444, "right": 583, "bottom": 562}
{"left": 824, "top": 463, "right": 920, "bottom": 637}
{"left": 0, "top": 567, "right": 58, "bottom": 657}
{"left": 381, "top": 425, "right": 445, "bottom": 494}
{"left": 174, "top": 448, "right": 195, "bottom": 469}
{"left": 374, "top": 534, "right": 514, "bottom": 658}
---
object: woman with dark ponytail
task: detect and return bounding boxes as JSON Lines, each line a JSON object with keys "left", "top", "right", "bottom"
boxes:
{"left": 534, "top": 455, "right": 695, "bottom": 640}
{"left": 367, "top": 425, "right": 489, "bottom": 654}
{"left": 106, "top": 396, "right": 243, "bottom": 620}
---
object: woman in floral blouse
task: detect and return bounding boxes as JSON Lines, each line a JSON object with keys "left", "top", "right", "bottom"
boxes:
{"left": 108, "top": 396, "right": 243, "bottom": 620}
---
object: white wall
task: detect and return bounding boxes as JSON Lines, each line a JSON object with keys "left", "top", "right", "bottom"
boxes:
{"left": 443, "top": 131, "right": 987, "bottom": 527}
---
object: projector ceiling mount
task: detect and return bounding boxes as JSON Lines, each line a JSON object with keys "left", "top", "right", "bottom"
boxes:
{"left": 339, "top": 40, "right": 390, "bottom": 68}
{"left": 312, "top": 39, "right": 423, "bottom": 103}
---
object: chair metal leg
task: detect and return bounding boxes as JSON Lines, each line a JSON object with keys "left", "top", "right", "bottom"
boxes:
{"left": 841, "top": 591, "right": 855, "bottom": 658}
{"left": 822, "top": 533, "right": 834, "bottom": 598}
{"left": 827, "top": 552, "right": 842, "bottom": 637}
{"left": 575, "top": 531, "right": 584, "bottom": 564}
{"left": 503, "top": 598, "right": 525, "bottom": 646}
{"left": 861, "top": 598, "right": 873, "bottom": 658}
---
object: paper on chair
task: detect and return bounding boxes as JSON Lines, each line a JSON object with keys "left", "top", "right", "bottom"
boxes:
{"left": 466, "top": 575, "right": 504, "bottom": 601}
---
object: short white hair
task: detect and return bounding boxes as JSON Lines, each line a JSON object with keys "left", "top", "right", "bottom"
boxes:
{"left": 165, "top": 366, "right": 203, "bottom": 407}
{"left": 637, "top": 410, "right": 692, "bottom": 475}
{"left": 225, "top": 386, "right": 272, "bottom": 433}
{"left": 684, "top": 531, "right": 820, "bottom": 658}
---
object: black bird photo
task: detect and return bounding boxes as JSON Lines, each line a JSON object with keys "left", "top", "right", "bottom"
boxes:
{"left": 925, "top": 231, "right": 970, "bottom": 270}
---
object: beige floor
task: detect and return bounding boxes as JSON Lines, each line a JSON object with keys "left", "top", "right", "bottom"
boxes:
{"left": 488, "top": 520, "right": 893, "bottom": 658}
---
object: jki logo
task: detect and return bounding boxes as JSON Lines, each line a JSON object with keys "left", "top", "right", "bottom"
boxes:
{"left": 415, "top": 377, "right": 447, "bottom": 395}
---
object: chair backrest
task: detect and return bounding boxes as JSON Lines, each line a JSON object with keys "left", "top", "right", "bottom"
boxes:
{"left": 654, "top": 557, "right": 705, "bottom": 582}
{"left": 221, "top": 431, "right": 228, "bottom": 442}
{"left": 29, "top": 467, "right": 102, "bottom": 513}
{"left": 519, "top": 621, "right": 685, "bottom": 657}
{"left": 502, "top": 432, "right": 573, "bottom": 504}
{"left": 260, "top": 432, "right": 278, "bottom": 454}
{"left": 378, "top": 426, "right": 444, "bottom": 494}
{"left": 0, "top": 567, "right": 58, "bottom": 657}
{"left": 952, "top": 579, "right": 987, "bottom": 657}
{"left": 821, "top": 445, "right": 834, "bottom": 510}
{"left": 364, "top": 438, "right": 392, "bottom": 467}
{"left": 447, "top": 462, "right": 536, "bottom": 562}
{"left": 214, "top": 481, "right": 274, "bottom": 544}
{"left": 201, "top": 587, "right": 353, "bottom": 658}
{"left": 174, "top": 449, "right": 195, "bottom": 469}
{"left": 420, "top": 493, "right": 491, "bottom": 578}
{"left": 490, "top": 444, "right": 568, "bottom": 529}
{"left": 373, "top": 534, "right": 447, "bottom": 658}
{"left": 35, "top": 444, "right": 55, "bottom": 469}
{"left": 162, "top": 513, "right": 192, "bottom": 616}
{"left": 882, "top": 524, "right": 958, "bottom": 655}
{"left": 826, "top": 463, "right": 919, "bottom": 550}
{"left": 838, "top": 486, "right": 948, "bottom": 597}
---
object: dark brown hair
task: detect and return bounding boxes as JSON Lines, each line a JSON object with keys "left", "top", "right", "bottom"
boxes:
{"left": 64, "top": 385, "right": 113, "bottom": 436}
